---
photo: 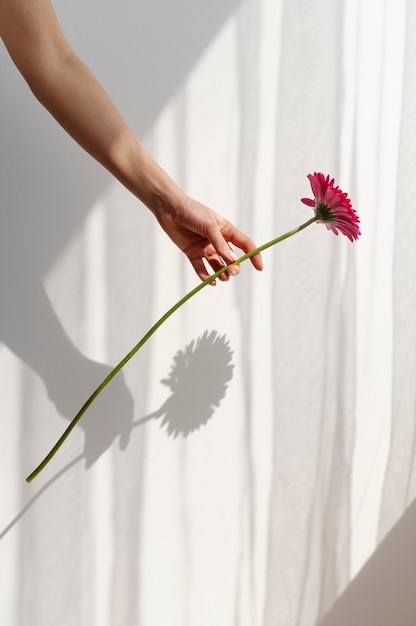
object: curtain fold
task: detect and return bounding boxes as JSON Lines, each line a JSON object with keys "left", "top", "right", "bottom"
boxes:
{"left": 378, "top": 0, "right": 416, "bottom": 541}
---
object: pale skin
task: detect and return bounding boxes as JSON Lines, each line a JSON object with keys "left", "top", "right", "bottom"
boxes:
{"left": 0, "top": 0, "right": 263, "bottom": 283}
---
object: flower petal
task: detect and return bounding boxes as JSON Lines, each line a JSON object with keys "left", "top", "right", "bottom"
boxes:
{"left": 301, "top": 197, "right": 316, "bottom": 207}
{"left": 303, "top": 172, "right": 360, "bottom": 241}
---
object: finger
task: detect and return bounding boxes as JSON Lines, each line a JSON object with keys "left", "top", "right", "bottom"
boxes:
{"left": 226, "top": 227, "right": 263, "bottom": 271}
{"left": 205, "top": 253, "right": 231, "bottom": 282}
{"left": 206, "top": 219, "right": 263, "bottom": 271}
{"left": 203, "top": 237, "right": 240, "bottom": 277}
{"left": 189, "top": 257, "right": 217, "bottom": 285}
{"left": 204, "top": 220, "right": 241, "bottom": 266}
{"left": 225, "top": 263, "right": 240, "bottom": 277}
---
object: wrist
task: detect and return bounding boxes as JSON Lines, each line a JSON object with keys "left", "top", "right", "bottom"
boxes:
{"left": 109, "top": 135, "right": 187, "bottom": 218}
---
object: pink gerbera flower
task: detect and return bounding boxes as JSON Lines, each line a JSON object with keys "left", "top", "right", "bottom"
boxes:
{"left": 301, "top": 172, "right": 360, "bottom": 241}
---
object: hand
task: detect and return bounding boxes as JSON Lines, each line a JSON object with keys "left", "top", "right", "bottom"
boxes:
{"left": 154, "top": 195, "right": 263, "bottom": 283}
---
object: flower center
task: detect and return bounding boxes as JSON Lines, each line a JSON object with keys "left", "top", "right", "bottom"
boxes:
{"left": 315, "top": 200, "right": 334, "bottom": 224}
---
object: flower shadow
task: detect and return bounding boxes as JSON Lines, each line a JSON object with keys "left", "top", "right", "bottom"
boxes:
{"left": 134, "top": 330, "right": 234, "bottom": 437}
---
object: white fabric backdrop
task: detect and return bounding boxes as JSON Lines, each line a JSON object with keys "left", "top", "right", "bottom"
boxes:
{"left": 1, "top": 0, "right": 415, "bottom": 624}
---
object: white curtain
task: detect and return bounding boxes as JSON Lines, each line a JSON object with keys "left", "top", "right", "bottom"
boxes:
{"left": 1, "top": 0, "right": 415, "bottom": 624}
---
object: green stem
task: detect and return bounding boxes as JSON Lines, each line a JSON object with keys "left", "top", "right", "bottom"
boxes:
{"left": 25, "top": 216, "right": 316, "bottom": 482}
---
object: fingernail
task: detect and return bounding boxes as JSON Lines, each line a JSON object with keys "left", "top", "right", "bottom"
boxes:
{"left": 228, "top": 250, "right": 238, "bottom": 261}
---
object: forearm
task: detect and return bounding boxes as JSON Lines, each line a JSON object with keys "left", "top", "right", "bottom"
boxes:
{"left": 26, "top": 52, "right": 185, "bottom": 215}
{"left": 0, "top": 0, "right": 169, "bottom": 208}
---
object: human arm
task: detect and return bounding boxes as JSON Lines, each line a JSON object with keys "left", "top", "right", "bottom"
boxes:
{"left": 0, "top": 0, "right": 263, "bottom": 281}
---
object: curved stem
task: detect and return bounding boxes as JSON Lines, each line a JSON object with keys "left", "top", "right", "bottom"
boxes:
{"left": 26, "top": 216, "right": 316, "bottom": 482}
